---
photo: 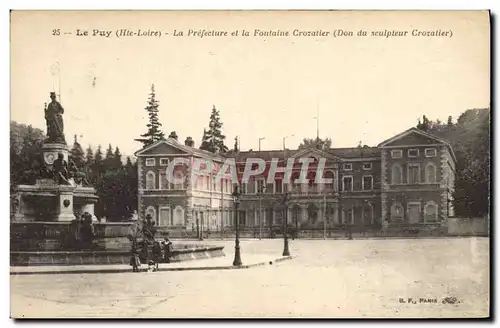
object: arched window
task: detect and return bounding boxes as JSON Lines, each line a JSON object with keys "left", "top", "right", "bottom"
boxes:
{"left": 424, "top": 201, "right": 438, "bottom": 223}
{"left": 146, "top": 171, "right": 155, "bottom": 190}
{"left": 173, "top": 206, "right": 185, "bottom": 226}
{"left": 324, "top": 170, "right": 335, "bottom": 191}
{"left": 426, "top": 163, "right": 437, "bottom": 184}
{"left": 145, "top": 206, "right": 157, "bottom": 224}
{"left": 390, "top": 203, "right": 404, "bottom": 222}
{"left": 391, "top": 164, "right": 403, "bottom": 184}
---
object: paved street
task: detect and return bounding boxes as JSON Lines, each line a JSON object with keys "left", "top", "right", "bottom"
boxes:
{"left": 10, "top": 238, "right": 489, "bottom": 318}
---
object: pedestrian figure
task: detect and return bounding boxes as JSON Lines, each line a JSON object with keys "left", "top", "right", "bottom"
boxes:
{"left": 130, "top": 242, "right": 141, "bottom": 272}
{"left": 163, "top": 237, "right": 173, "bottom": 263}
{"left": 152, "top": 240, "right": 162, "bottom": 271}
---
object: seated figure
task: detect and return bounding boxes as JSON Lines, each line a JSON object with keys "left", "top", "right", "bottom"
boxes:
{"left": 52, "top": 153, "right": 70, "bottom": 185}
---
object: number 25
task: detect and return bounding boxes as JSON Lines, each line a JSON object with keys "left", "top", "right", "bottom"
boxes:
{"left": 52, "top": 29, "right": 60, "bottom": 36}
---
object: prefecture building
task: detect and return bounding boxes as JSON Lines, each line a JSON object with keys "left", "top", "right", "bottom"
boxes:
{"left": 134, "top": 127, "right": 456, "bottom": 236}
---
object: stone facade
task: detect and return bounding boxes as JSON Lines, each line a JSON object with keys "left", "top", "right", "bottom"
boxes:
{"left": 134, "top": 128, "right": 456, "bottom": 232}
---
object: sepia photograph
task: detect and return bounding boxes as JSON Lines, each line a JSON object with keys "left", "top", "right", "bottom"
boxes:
{"left": 9, "top": 10, "right": 490, "bottom": 319}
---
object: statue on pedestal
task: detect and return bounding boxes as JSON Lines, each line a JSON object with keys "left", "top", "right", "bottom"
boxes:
{"left": 52, "top": 153, "right": 70, "bottom": 185}
{"left": 44, "top": 92, "right": 66, "bottom": 144}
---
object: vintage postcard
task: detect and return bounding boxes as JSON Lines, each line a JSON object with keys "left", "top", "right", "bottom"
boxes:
{"left": 9, "top": 10, "right": 490, "bottom": 318}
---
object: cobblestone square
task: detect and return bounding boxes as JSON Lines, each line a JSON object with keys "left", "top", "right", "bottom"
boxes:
{"left": 10, "top": 237, "right": 489, "bottom": 318}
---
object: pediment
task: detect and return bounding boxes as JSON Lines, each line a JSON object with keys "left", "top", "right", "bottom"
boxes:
{"left": 135, "top": 140, "right": 190, "bottom": 156}
{"left": 291, "top": 147, "right": 341, "bottom": 162}
{"left": 378, "top": 128, "right": 447, "bottom": 148}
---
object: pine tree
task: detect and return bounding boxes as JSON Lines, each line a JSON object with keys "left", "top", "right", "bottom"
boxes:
{"left": 113, "top": 147, "right": 123, "bottom": 169}
{"left": 85, "top": 145, "right": 94, "bottom": 166}
{"left": 199, "top": 105, "right": 228, "bottom": 153}
{"left": 447, "top": 115, "right": 453, "bottom": 126}
{"left": 135, "top": 84, "right": 166, "bottom": 147}
{"left": 104, "top": 143, "right": 114, "bottom": 169}
{"left": 93, "top": 145, "right": 104, "bottom": 183}
{"left": 70, "top": 135, "right": 85, "bottom": 168}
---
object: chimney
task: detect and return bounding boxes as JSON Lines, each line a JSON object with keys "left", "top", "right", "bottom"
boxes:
{"left": 168, "top": 131, "right": 179, "bottom": 141}
{"left": 185, "top": 136, "right": 194, "bottom": 147}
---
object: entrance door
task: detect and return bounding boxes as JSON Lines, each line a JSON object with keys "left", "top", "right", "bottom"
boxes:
{"left": 407, "top": 203, "right": 421, "bottom": 224}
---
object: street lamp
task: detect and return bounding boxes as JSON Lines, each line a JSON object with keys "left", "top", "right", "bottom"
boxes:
{"left": 282, "top": 192, "right": 291, "bottom": 257}
{"left": 232, "top": 185, "right": 242, "bottom": 266}
{"left": 258, "top": 184, "right": 266, "bottom": 240}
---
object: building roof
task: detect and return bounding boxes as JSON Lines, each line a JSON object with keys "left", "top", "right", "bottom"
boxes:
{"left": 226, "top": 146, "right": 380, "bottom": 162}
{"left": 327, "top": 147, "right": 380, "bottom": 159}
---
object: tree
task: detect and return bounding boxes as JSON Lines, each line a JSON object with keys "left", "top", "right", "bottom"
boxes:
{"left": 92, "top": 145, "right": 104, "bottom": 185}
{"left": 421, "top": 108, "right": 490, "bottom": 217}
{"left": 10, "top": 122, "right": 45, "bottom": 189}
{"left": 85, "top": 146, "right": 94, "bottom": 165}
{"left": 200, "top": 105, "right": 228, "bottom": 153}
{"left": 104, "top": 143, "right": 114, "bottom": 169}
{"left": 135, "top": 84, "right": 165, "bottom": 147}
{"left": 298, "top": 137, "right": 332, "bottom": 151}
{"left": 113, "top": 147, "right": 123, "bottom": 169}
{"left": 70, "top": 135, "right": 85, "bottom": 168}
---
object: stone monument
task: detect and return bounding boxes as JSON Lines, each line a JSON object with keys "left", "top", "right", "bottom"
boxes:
{"left": 12, "top": 92, "right": 98, "bottom": 223}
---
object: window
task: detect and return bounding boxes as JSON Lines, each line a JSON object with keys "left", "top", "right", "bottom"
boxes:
{"left": 426, "top": 163, "right": 437, "bottom": 183}
{"left": 145, "top": 158, "right": 155, "bottom": 166}
{"left": 425, "top": 148, "right": 437, "bottom": 158}
{"left": 391, "top": 150, "right": 402, "bottom": 159}
{"left": 145, "top": 206, "right": 157, "bottom": 224}
{"left": 342, "top": 176, "right": 353, "bottom": 191}
{"left": 407, "top": 164, "right": 420, "bottom": 184}
{"left": 407, "top": 203, "right": 421, "bottom": 224}
{"left": 274, "top": 179, "right": 283, "bottom": 193}
{"left": 363, "top": 204, "right": 374, "bottom": 224}
{"left": 343, "top": 207, "right": 354, "bottom": 225}
{"left": 343, "top": 163, "right": 352, "bottom": 171}
{"left": 256, "top": 179, "right": 265, "bottom": 193}
{"left": 159, "top": 158, "right": 169, "bottom": 166}
{"left": 146, "top": 171, "right": 155, "bottom": 189}
{"left": 363, "top": 162, "right": 372, "bottom": 170}
{"left": 159, "top": 207, "right": 171, "bottom": 226}
{"left": 173, "top": 206, "right": 185, "bottom": 226}
{"left": 173, "top": 170, "right": 184, "bottom": 189}
{"left": 238, "top": 210, "right": 246, "bottom": 226}
{"left": 324, "top": 170, "right": 335, "bottom": 191}
{"left": 408, "top": 149, "right": 419, "bottom": 158}
{"left": 390, "top": 203, "right": 404, "bottom": 222}
{"left": 424, "top": 201, "right": 438, "bottom": 223}
{"left": 159, "top": 171, "right": 169, "bottom": 189}
{"left": 362, "top": 176, "right": 373, "bottom": 190}
{"left": 391, "top": 164, "right": 403, "bottom": 184}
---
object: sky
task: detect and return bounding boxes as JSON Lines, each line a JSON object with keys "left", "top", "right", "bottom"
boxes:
{"left": 10, "top": 11, "right": 490, "bottom": 157}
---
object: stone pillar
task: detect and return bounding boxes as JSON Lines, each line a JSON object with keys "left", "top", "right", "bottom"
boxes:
{"left": 333, "top": 203, "right": 339, "bottom": 225}
{"left": 58, "top": 187, "right": 76, "bottom": 221}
